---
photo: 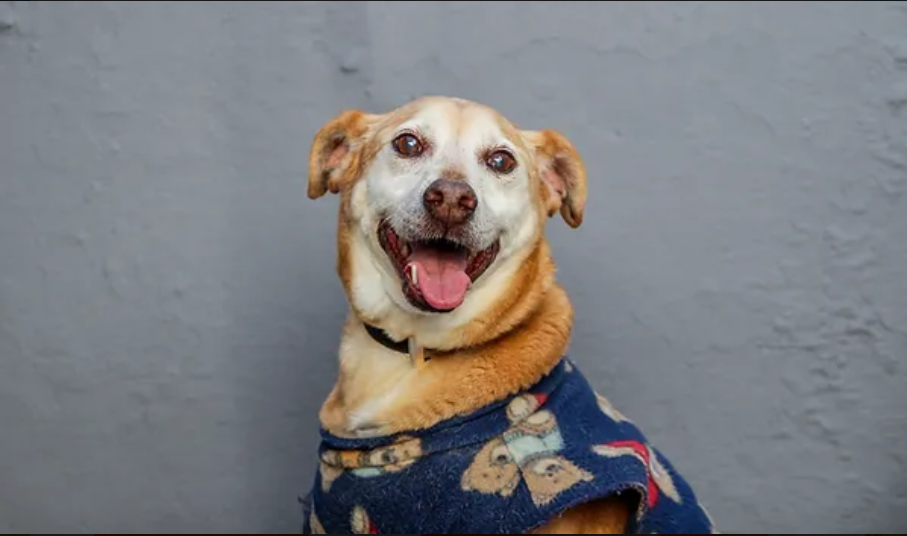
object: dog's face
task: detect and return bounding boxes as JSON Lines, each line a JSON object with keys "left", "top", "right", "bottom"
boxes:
{"left": 308, "top": 96, "right": 586, "bottom": 342}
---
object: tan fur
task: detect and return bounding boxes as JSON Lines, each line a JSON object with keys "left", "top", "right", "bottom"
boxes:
{"left": 523, "top": 129, "right": 588, "bottom": 228}
{"left": 319, "top": 240, "right": 570, "bottom": 435}
{"left": 307, "top": 96, "right": 627, "bottom": 533}
{"left": 530, "top": 496, "right": 631, "bottom": 535}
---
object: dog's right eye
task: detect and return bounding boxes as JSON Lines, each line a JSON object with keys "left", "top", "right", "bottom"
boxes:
{"left": 391, "top": 133, "right": 424, "bottom": 158}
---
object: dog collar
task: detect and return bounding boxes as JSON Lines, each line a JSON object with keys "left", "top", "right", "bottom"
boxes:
{"left": 363, "top": 323, "right": 430, "bottom": 366}
{"left": 363, "top": 323, "right": 408, "bottom": 354}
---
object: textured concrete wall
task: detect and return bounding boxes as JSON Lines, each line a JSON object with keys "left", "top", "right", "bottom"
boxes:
{"left": 1, "top": 1, "right": 906, "bottom": 533}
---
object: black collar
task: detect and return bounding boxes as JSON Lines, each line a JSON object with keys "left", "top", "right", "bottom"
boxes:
{"left": 363, "top": 323, "right": 411, "bottom": 355}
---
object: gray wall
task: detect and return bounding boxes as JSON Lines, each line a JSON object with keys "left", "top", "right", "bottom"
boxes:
{"left": 1, "top": 1, "right": 905, "bottom": 533}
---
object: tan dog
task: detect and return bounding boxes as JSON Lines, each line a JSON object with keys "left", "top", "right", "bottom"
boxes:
{"left": 306, "top": 95, "right": 630, "bottom": 533}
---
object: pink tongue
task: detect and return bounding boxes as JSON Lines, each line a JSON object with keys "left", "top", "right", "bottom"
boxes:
{"left": 405, "top": 246, "right": 470, "bottom": 311}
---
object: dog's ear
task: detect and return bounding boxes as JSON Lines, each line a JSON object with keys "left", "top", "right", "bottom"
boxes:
{"left": 523, "top": 129, "right": 588, "bottom": 228}
{"left": 308, "top": 110, "right": 378, "bottom": 199}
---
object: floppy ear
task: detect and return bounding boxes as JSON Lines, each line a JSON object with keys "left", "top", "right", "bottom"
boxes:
{"left": 524, "top": 129, "right": 588, "bottom": 228}
{"left": 308, "top": 110, "right": 377, "bottom": 199}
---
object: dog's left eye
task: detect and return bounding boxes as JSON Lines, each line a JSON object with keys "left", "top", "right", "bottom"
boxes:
{"left": 485, "top": 150, "right": 517, "bottom": 174}
{"left": 391, "top": 133, "right": 424, "bottom": 158}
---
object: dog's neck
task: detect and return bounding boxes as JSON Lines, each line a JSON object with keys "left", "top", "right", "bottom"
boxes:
{"left": 319, "top": 239, "right": 574, "bottom": 439}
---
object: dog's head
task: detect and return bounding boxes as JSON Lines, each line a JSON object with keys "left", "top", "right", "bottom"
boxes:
{"left": 308, "top": 96, "right": 586, "bottom": 346}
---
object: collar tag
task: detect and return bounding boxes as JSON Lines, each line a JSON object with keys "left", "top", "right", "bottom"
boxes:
{"left": 363, "top": 322, "right": 429, "bottom": 368}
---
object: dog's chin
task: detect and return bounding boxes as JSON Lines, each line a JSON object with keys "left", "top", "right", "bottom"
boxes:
{"left": 377, "top": 220, "right": 500, "bottom": 314}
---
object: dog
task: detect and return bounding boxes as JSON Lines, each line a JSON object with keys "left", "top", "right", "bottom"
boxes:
{"left": 300, "top": 96, "right": 716, "bottom": 534}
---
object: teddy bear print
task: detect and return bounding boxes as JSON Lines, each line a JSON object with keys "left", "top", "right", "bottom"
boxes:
{"left": 349, "top": 436, "right": 423, "bottom": 478}
{"left": 462, "top": 394, "right": 593, "bottom": 506}
{"left": 505, "top": 393, "right": 548, "bottom": 423}
{"left": 319, "top": 437, "right": 423, "bottom": 491}
{"left": 520, "top": 452, "right": 595, "bottom": 506}
{"left": 319, "top": 452, "right": 345, "bottom": 492}
{"left": 460, "top": 436, "right": 522, "bottom": 498}
{"left": 595, "top": 392, "right": 630, "bottom": 423}
{"left": 350, "top": 505, "right": 379, "bottom": 534}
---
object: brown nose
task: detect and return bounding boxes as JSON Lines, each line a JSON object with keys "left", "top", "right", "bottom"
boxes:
{"left": 422, "top": 178, "right": 478, "bottom": 226}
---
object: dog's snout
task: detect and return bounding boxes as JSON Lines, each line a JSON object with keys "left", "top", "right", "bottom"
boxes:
{"left": 423, "top": 178, "right": 477, "bottom": 226}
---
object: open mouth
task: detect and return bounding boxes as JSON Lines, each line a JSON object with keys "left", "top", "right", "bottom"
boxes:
{"left": 378, "top": 221, "right": 500, "bottom": 313}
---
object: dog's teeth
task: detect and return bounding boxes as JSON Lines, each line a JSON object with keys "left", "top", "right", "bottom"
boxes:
{"left": 410, "top": 264, "right": 418, "bottom": 286}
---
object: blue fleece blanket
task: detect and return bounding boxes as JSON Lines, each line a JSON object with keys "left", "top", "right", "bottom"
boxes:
{"left": 300, "top": 358, "right": 716, "bottom": 534}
